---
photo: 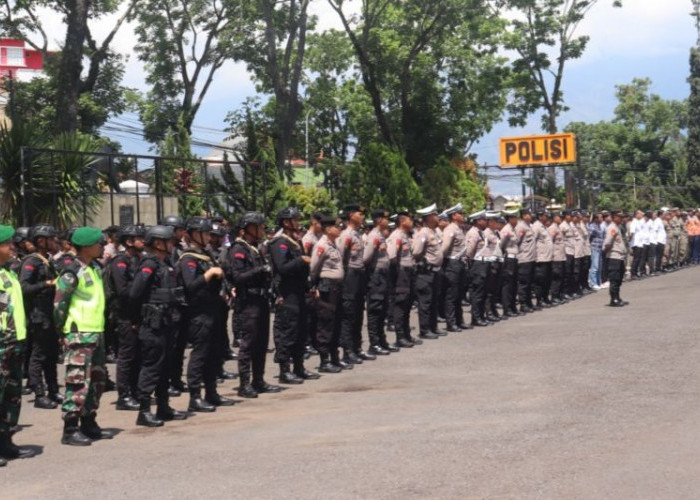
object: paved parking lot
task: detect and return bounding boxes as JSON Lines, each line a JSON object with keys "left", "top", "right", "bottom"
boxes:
{"left": 4, "top": 268, "right": 700, "bottom": 499}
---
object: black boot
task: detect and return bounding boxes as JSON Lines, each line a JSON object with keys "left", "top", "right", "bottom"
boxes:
{"left": 0, "top": 431, "right": 35, "bottom": 459}
{"left": 80, "top": 413, "right": 112, "bottom": 440}
{"left": 205, "top": 390, "right": 235, "bottom": 407}
{"left": 0, "top": 456, "right": 5, "bottom": 466}
{"left": 136, "top": 399, "right": 164, "bottom": 427}
{"left": 48, "top": 383, "right": 65, "bottom": 404}
{"left": 293, "top": 360, "right": 320, "bottom": 380}
{"left": 34, "top": 385, "right": 57, "bottom": 410}
{"left": 156, "top": 400, "right": 187, "bottom": 421}
{"left": 116, "top": 389, "right": 140, "bottom": 411}
{"left": 237, "top": 374, "right": 259, "bottom": 398}
{"left": 188, "top": 389, "right": 216, "bottom": 412}
{"left": 318, "top": 353, "right": 342, "bottom": 373}
{"left": 252, "top": 377, "right": 282, "bottom": 394}
{"left": 61, "top": 415, "right": 92, "bottom": 446}
{"left": 331, "top": 351, "right": 353, "bottom": 370}
{"left": 279, "top": 363, "right": 303, "bottom": 384}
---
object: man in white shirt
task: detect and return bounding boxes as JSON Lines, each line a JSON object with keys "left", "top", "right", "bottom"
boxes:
{"left": 629, "top": 210, "right": 645, "bottom": 278}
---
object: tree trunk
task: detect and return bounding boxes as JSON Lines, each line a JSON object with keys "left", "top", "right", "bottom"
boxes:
{"left": 55, "top": 0, "right": 91, "bottom": 133}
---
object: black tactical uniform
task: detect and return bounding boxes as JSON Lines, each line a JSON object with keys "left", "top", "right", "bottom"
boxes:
{"left": 178, "top": 217, "right": 234, "bottom": 411}
{"left": 269, "top": 208, "right": 319, "bottom": 384}
{"left": 20, "top": 227, "right": 61, "bottom": 409}
{"left": 161, "top": 215, "right": 188, "bottom": 396}
{"left": 131, "top": 227, "right": 188, "bottom": 427}
{"left": 105, "top": 226, "right": 144, "bottom": 411}
{"left": 228, "top": 213, "right": 281, "bottom": 398}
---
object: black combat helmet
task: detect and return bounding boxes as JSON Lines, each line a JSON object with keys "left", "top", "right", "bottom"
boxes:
{"left": 145, "top": 225, "right": 174, "bottom": 246}
{"left": 161, "top": 215, "right": 186, "bottom": 229}
{"left": 186, "top": 216, "right": 213, "bottom": 233}
{"left": 29, "top": 224, "right": 57, "bottom": 243}
{"left": 239, "top": 212, "right": 266, "bottom": 229}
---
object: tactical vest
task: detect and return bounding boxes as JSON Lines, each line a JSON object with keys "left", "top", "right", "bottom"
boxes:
{"left": 0, "top": 269, "right": 26, "bottom": 341}
{"left": 63, "top": 264, "right": 106, "bottom": 334}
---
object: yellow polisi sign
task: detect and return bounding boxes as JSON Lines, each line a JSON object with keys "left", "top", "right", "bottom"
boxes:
{"left": 499, "top": 133, "right": 577, "bottom": 168}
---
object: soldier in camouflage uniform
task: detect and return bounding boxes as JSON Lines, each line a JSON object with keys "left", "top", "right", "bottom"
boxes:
{"left": 679, "top": 212, "right": 689, "bottom": 266}
{"left": 0, "top": 226, "right": 35, "bottom": 464}
{"left": 54, "top": 227, "right": 112, "bottom": 446}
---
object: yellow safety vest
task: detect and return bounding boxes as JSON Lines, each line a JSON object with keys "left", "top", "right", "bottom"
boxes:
{"left": 0, "top": 268, "right": 26, "bottom": 341}
{"left": 63, "top": 265, "right": 105, "bottom": 334}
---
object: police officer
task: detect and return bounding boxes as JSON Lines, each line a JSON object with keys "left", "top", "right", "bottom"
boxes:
{"left": 178, "top": 217, "right": 234, "bottom": 412}
{"left": 532, "top": 211, "right": 553, "bottom": 309}
{"left": 603, "top": 211, "right": 629, "bottom": 307}
{"left": 20, "top": 225, "right": 61, "bottom": 409}
{"left": 309, "top": 215, "right": 347, "bottom": 372}
{"left": 0, "top": 225, "right": 35, "bottom": 464}
{"left": 484, "top": 212, "right": 504, "bottom": 321}
{"left": 270, "top": 208, "right": 320, "bottom": 383}
{"left": 560, "top": 210, "right": 577, "bottom": 298}
{"left": 499, "top": 211, "right": 520, "bottom": 317}
{"left": 229, "top": 212, "right": 281, "bottom": 398}
{"left": 516, "top": 209, "right": 537, "bottom": 313}
{"left": 207, "top": 221, "right": 237, "bottom": 382}
{"left": 9, "top": 228, "right": 32, "bottom": 275}
{"left": 162, "top": 215, "right": 189, "bottom": 396}
{"left": 105, "top": 225, "right": 144, "bottom": 411}
{"left": 441, "top": 203, "right": 469, "bottom": 332}
{"left": 338, "top": 204, "right": 375, "bottom": 363}
{"left": 465, "top": 211, "right": 490, "bottom": 327}
{"left": 387, "top": 211, "right": 419, "bottom": 348}
{"left": 549, "top": 213, "right": 567, "bottom": 305}
{"left": 364, "top": 209, "right": 394, "bottom": 355}
{"left": 131, "top": 225, "right": 188, "bottom": 426}
{"left": 412, "top": 204, "right": 446, "bottom": 339}
{"left": 302, "top": 213, "right": 324, "bottom": 358}
{"left": 53, "top": 227, "right": 111, "bottom": 446}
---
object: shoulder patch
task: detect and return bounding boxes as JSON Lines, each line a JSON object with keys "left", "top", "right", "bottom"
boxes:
{"left": 141, "top": 267, "right": 154, "bottom": 275}
{"left": 23, "top": 264, "right": 35, "bottom": 271}
{"left": 317, "top": 246, "right": 325, "bottom": 256}
{"left": 116, "top": 262, "right": 128, "bottom": 269}
{"left": 234, "top": 252, "right": 246, "bottom": 259}
{"left": 279, "top": 243, "right": 288, "bottom": 251}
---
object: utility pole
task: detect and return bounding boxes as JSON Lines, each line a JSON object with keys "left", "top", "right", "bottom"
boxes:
{"left": 305, "top": 109, "right": 312, "bottom": 188}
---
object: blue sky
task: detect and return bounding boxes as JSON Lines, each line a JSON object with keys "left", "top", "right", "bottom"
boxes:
{"left": 78, "top": 0, "right": 698, "bottom": 195}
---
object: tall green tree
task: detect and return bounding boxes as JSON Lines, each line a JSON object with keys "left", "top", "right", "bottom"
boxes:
{"left": 336, "top": 143, "right": 423, "bottom": 212}
{"left": 1, "top": 0, "right": 138, "bottom": 133}
{"left": 504, "top": 0, "right": 622, "bottom": 200}
{"left": 133, "top": 0, "right": 250, "bottom": 143}
{"left": 688, "top": 1, "right": 700, "bottom": 180}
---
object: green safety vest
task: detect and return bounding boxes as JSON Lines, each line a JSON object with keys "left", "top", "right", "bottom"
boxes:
{"left": 63, "top": 265, "right": 105, "bottom": 334}
{"left": 0, "top": 268, "right": 26, "bottom": 341}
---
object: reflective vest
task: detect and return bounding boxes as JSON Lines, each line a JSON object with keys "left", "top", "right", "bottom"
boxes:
{"left": 63, "top": 265, "right": 105, "bottom": 334}
{"left": 0, "top": 268, "right": 26, "bottom": 341}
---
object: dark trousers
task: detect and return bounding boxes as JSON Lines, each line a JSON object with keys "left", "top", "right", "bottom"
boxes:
{"left": 386, "top": 265, "right": 397, "bottom": 329}
{"left": 366, "top": 268, "right": 389, "bottom": 347}
{"left": 517, "top": 261, "right": 534, "bottom": 308}
{"left": 469, "top": 261, "right": 490, "bottom": 322}
{"left": 533, "top": 261, "right": 552, "bottom": 304}
{"left": 316, "top": 280, "right": 343, "bottom": 358}
{"left": 232, "top": 304, "right": 243, "bottom": 346}
{"left": 607, "top": 258, "right": 625, "bottom": 300}
{"left": 115, "top": 318, "right": 139, "bottom": 396}
{"left": 551, "top": 261, "right": 564, "bottom": 299}
{"left": 169, "top": 307, "right": 188, "bottom": 386}
{"left": 645, "top": 244, "right": 656, "bottom": 273}
{"left": 217, "top": 303, "right": 230, "bottom": 374}
{"left": 656, "top": 243, "right": 666, "bottom": 269}
{"left": 305, "top": 296, "right": 318, "bottom": 349}
{"left": 237, "top": 296, "right": 270, "bottom": 381}
{"left": 572, "top": 258, "right": 583, "bottom": 294}
{"left": 136, "top": 324, "right": 172, "bottom": 404}
{"left": 27, "top": 324, "right": 59, "bottom": 394}
{"left": 579, "top": 255, "right": 591, "bottom": 290}
{"left": 339, "top": 268, "right": 366, "bottom": 352}
{"left": 273, "top": 290, "right": 307, "bottom": 364}
{"left": 415, "top": 269, "right": 439, "bottom": 333}
{"left": 632, "top": 246, "right": 646, "bottom": 276}
{"left": 186, "top": 309, "right": 220, "bottom": 394}
{"left": 393, "top": 267, "right": 415, "bottom": 341}
{"left": 443, "top": 259, "right": 465, "bottom": 328}
{"left": 501, "top": 258, "right": 518, "bottom": 313}
{"left": 486, "top": 261, "right": 502, "bottom": 315}
{"left": 563, "top": 255, "right": 574, "bottom": 294}
{"left": 691, "top": 237, "right": 700, "bottom": 264}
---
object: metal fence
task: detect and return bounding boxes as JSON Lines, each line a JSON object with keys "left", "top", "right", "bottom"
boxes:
{"left": 17, "top": 147, "right": 263, "bottom": 228}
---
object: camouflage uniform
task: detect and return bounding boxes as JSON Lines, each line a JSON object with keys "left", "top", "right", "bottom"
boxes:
{"left": 0, "top": 267, "right": 26, "bottom": 436}
{"left": 54, "top": 260, "right": 106, "bottom": 419}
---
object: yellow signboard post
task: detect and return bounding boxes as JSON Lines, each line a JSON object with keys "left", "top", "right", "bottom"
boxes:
{"left": 499, "top": 133, "right": 577, "bottom": 168}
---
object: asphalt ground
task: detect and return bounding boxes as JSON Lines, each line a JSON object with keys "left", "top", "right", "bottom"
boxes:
{"left": 3, "top": 267, "right": 700, "bottom": 499}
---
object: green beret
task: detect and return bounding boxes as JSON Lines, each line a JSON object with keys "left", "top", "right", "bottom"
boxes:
{"left": 0, "top": 225, "right": 15, "bottom": 244}
{"left": 71, "top": 227, "right": 103, "bottom": 247}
